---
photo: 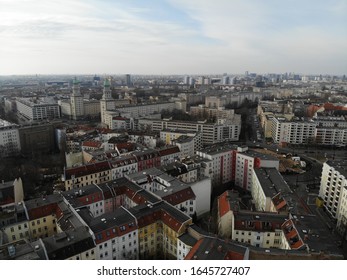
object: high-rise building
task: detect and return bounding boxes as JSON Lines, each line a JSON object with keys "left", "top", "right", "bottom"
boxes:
{"left": 125, "top": 74, "right": 131, "bottom": 86}
{"left": 70, "top": 78, "right": 84, "bottom": 120}
{"left": 100, "top": 78, "right": 115, "bottom": 124}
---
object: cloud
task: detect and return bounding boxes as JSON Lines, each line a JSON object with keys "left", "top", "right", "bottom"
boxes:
{"left": 0, "top": 0, "right": 346, "bottom": 75}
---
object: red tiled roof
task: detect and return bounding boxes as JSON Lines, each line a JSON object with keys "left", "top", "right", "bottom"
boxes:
{"left": 158, "top": 146, "right": 180, "bottom": 157}
{"left": 161, "top": 209, "right": 182, "bottom": 232}
{"left": 116, "top": 142, "right": 135, "bottom": 151}
{"left": 65, "top": 161, "right": 111, "bottom": 180}
{"left": 82, "top": 140, "right": 102, "bottom": 148}
{"left": 324, "top": 102, "right": 347, "bottom": 111}
{"left": 162, "top": 188, "right": 195, "bottom": 206}
{"left": 184, "top": 239, "right": 204, "bottom": 260}
{"left": 224, "top": 251, "right": 244, "bottom": 260}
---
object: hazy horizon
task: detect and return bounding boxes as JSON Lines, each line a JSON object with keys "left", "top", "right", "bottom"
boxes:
{"left": 1, "top": 0, "right": 346, "bottom": 75}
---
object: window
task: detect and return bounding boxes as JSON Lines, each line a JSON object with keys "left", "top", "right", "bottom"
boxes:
{"left": 256, "top": 236, "right": 260, "bottom": 240}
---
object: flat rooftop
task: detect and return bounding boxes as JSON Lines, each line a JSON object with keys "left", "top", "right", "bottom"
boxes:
{"left": 254, "top": 168, "right": 291, "bottom": 197}
{"left": 292, "top": 214, "right": 343, "bottom": 255}
{"left": 326, "top": 160, "right": 347, "bottom": 178}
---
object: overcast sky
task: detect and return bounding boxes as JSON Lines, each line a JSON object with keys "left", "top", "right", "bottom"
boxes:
{"left": 0, "top": 0, "right": 346, "bottom": 75}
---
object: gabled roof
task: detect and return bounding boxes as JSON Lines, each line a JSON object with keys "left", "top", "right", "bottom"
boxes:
{"left": 64, "top": 161, "right": 111, "bottom": 180}
{"left": 158, "top": 146, "right": 180, "bottom": 157}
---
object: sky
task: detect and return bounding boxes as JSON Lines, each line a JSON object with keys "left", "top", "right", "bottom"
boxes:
{"left": 0, "top": 0, "right": 346, "bottom": 75}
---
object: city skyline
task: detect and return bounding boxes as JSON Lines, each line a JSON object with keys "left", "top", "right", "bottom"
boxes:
{"left": 0, "top": 0, "right": 346, "bottom": 75}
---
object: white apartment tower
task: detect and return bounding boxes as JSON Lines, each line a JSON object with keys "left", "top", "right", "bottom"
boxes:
{"left": 71, "top": 78, "right": 84, "bottom": 120}
{"left": 319, "top": 160, "right": 347, "bottom": 235}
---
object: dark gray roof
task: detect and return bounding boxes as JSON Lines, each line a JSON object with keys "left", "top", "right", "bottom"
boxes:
{"left": 292, "top": 214, "right": 343, "bottom": 255}
{"left": 235, "top": 211, "right": 288, "bottom": 223}
{"left": 326, "top": 160, "right": 347, "bottom": 178}
{"left": 242, "top": 149, "right": 278, "bottom": 161}
{"left": 43, "top": 227, "right": 95, "bottom": 260}
{"left": 24, "top": 194, "right": 62, "bottom": 211}
{"left": 0, "top": 240, "right": 45, "bottom": 260}
{"left": 190, "top": 237, "right": 248, "bottom": 260}
{"left": 178, "top": 233, "right": 198, "bottom": 247}
{"left": 254, "top": 168, "right": 291, "bottom": 197}
{"left": 86, "top": 207, "right": 136, "bottom": 234}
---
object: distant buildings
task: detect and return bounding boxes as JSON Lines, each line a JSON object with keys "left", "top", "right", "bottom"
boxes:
{"left": 60, "top": 78, "right": 100, "bottom": 120}
{"left": 0, "top": 119, "right": 21, "bottom": 157}
{"left": 15, "top": 97, "right": 60, "bottom": 121}
{"left": 259, "top": 101, "right": 347, "bottom": 146}
{"left": 138, "top": 117, "right": 241, "bottom": 145}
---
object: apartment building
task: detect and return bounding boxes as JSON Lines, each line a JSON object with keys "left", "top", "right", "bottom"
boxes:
{"left": 0, "top": 178, "right": 24, "bottom": 208}
{"left": 79, "top": 207, "right": 139, "bottom": 260}
{"left": 235, "top": 147, "right": 279, "bottom": 191}
{"left": 130, "top": 201, "right": 193, "bottom": 259}
{"left": 158, "top": 145, "right": 181, "bottom": 166}
{"left": 132, "top": 149, "right": 161, "bottom": 171}
{"left": 319, "top": 160, "right": 347, "bottom": 234}
{"left": 196, "top": 144, "right": 237, "bottom": 185}
{"left": 172, "top": 135, "right": 195, "bottom": 158}
{"left": 271, "top": 117, "right": 316, "bottom": 145}
{"left": 101, "top": 97, "right": 176, "bottom": 127}
{"left": 160, "top": 130, "right": 202, "bottom": 153}
{"left": 0, "top": 119, "right": 21, "bottom": 157}
{"left": 16, "top": 98, "right": 61, "bottom": 121}
{"left": 24, "top": 195, "right": 62, "bottom": 241}
{"left": 138, "top": 116, "right": 241, "bottom": 145}
{"left": 252, "top": 168, "right": 290, "bottom": 213}
{"left": 63, "top": 161, "right": 112, "bottom": 191}
{"left": 41, "top": 226, "right": 95, "bottom": 260}
{"left": 271, "top": 115, "right": 347, "bottom": 146}
{"left": 126, "top": 167, "right": 211, "bottom": 217}
{"left": 217, "top": 191, "right": 285, "bottom": 248}
{"left": 110, "top": 155, "right": 138, "bottom": 180}
{"left": 190, "top": 105, "right": 235, "bottom": 119}
{"left": 0, "top": 203, "right": 29, "bottom": 244}
{"left": 315, "top": 127, "right": 347, "bottom": 146}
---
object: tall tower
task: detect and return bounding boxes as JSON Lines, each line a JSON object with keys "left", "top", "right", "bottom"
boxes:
{"left": 71, "top": 77, "right": 84, "bottom": 120}
{"left": 125, "top": 74, "right": 131, "bottom": 86}
{"left": 100, "top": 78, "right": 115, "bottom": 125}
